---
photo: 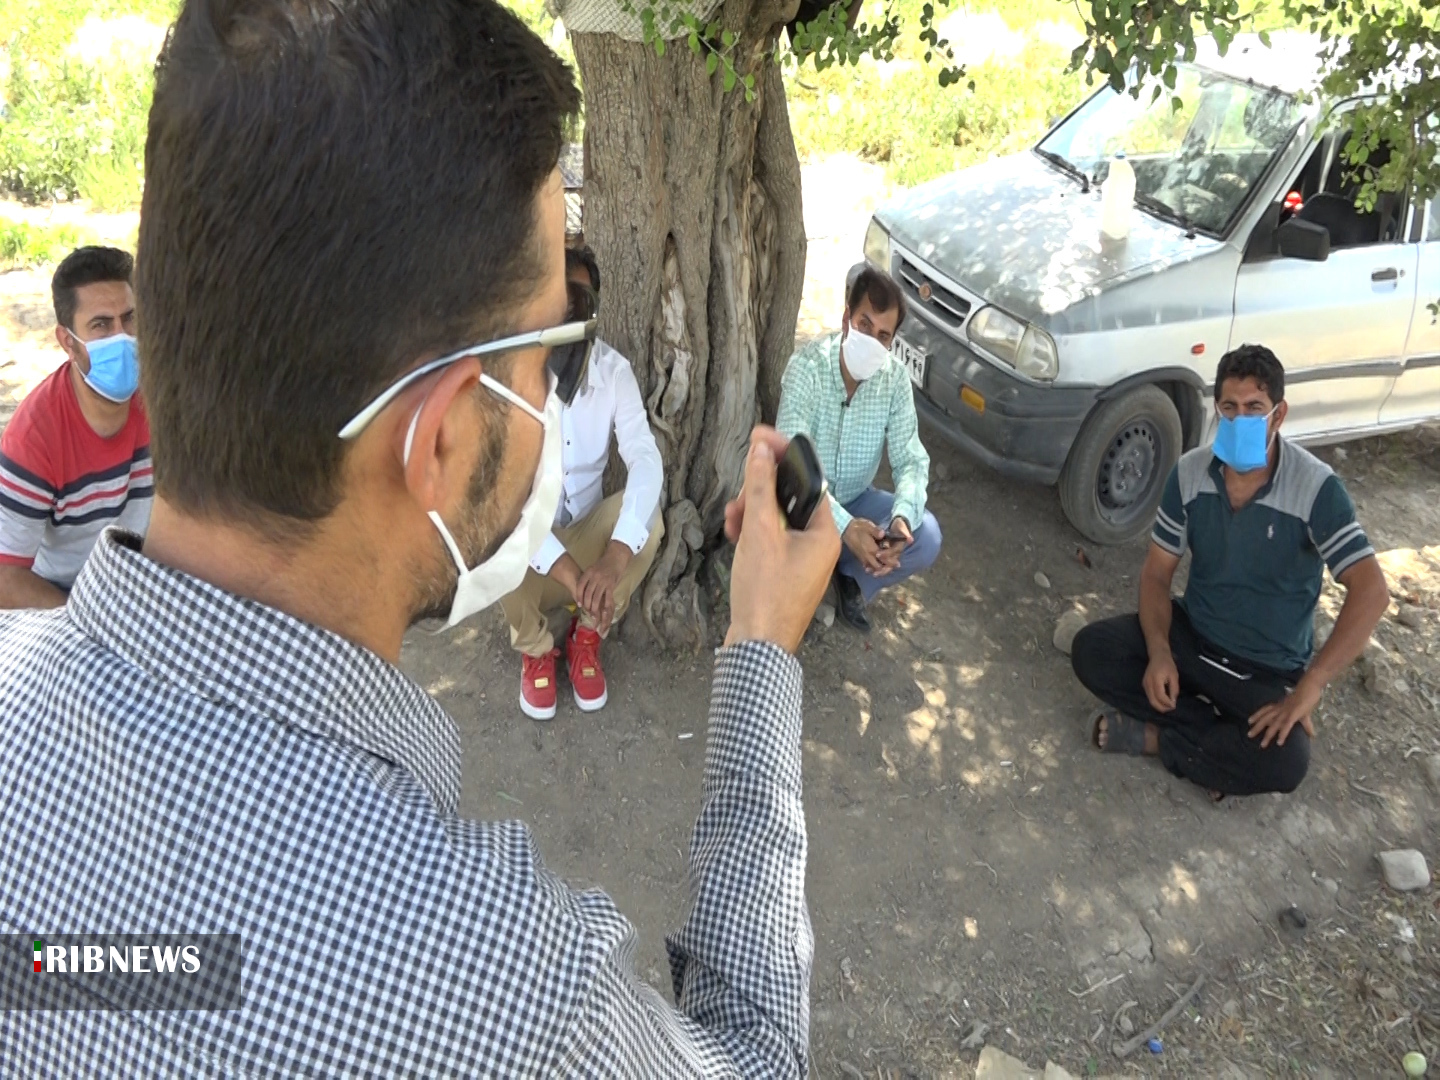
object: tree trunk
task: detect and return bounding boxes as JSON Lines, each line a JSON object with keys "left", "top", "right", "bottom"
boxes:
{"left": 572, "top": 0, "right": 805, "bottom": 651}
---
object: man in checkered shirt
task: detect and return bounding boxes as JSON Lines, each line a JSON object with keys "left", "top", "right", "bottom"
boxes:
{"left": 0, "top": 0, "right": 839, "bottom": 1074}
{"left": 777, "top": 264, "right": 943, "bottom": 634}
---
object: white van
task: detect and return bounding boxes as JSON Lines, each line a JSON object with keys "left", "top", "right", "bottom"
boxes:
{"left": 863, "top": 33, "right": 1438, "bottom": 542}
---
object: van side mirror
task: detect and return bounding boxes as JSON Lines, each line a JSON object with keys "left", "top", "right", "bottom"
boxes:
{"left": 1276, "top": 218, "right": 1330, "bottom": 262}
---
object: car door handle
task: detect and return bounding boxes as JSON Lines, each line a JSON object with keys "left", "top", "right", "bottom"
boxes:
{"left": 1371, "top": 267, "right": 1399, "bottom": 282}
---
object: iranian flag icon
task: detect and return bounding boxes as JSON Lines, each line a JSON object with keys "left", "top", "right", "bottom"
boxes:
{"left": 33, "top": 940, "right": 42, "bottom": 973}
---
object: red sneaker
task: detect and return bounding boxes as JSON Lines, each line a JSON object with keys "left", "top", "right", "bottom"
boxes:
{"left": 520, "top": 649, "right": 560, "bottom": 720}
{"left": 566, "top": 621, "right": 608, "bottom": 712}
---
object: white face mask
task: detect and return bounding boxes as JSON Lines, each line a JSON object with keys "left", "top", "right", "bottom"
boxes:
{"left": 404, "top": 377, "right": 564, "bottom": 628}
{"left": 842, "top": 324, "right": 891, "bottom": 381}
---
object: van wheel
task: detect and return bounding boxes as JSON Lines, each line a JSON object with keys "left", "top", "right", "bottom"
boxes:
{"left": 1059, "top": 386, "right": 1182, "bottom": 545}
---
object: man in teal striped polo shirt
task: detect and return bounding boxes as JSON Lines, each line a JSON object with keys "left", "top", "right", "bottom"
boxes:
{"left": 1071, "top": 345, "right": 1389, "bottom": 798}
{"left": 776, "top": 266, "right": 942, "bottom": 633}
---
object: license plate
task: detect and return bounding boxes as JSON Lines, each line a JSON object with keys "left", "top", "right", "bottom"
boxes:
{"left": 893, "top": 336, "right": 926, "bottom": 387}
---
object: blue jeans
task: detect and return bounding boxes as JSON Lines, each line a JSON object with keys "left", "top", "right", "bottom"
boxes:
{"left": 835, "top": 488, "right": 943, "bottom": 603}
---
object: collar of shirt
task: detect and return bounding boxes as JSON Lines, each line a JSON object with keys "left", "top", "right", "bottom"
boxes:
{"left": 67, "top": 529, "right": 462, "bottom": 814}
{"left": 570, "top": 338, "right": 620, "bottom": 404}
{"left": 1208, "top": 435, "right": 1286, "bottom": 508}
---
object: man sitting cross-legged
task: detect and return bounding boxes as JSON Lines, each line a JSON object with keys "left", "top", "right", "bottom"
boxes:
{"left": 1070, "top": 345, "right": 1389, "bottom": 798}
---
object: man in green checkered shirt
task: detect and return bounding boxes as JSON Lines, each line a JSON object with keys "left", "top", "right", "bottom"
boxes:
{"left": 777, "top": 265, "right": 942, "bottom": 632}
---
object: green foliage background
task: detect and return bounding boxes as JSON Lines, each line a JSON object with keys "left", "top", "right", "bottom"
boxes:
{"left": 0, "top": 0, "right": 1430, "bottom": 231}
{"left": 0, "top": 0, "right": 177, "bottom": 208}
{"left": 0, "top": 0, "right": 1092, "bottom": 213}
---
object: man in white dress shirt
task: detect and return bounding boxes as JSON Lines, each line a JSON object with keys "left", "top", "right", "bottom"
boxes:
{"left": 500, "top": 245, "right": 665, "bottom": 719}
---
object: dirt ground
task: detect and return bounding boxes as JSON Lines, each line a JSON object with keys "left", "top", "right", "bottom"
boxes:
{"left": 5, "top": 164, "right": 1440, "bottom": 1077}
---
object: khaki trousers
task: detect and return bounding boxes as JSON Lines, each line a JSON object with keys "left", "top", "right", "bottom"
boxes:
{"left": 500, "top": 493, "right": 664, "bottom": 657}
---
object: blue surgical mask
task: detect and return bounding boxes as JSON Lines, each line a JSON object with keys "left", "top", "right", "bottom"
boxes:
{"left": 75, "top": 332, "right": 140, "bottom": 403}
{"left": 1213, "top": 406, "right": 1277, "bottom": 472}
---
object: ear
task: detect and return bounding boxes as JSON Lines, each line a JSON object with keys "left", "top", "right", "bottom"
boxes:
{"left": 840, "top": 307, "right": 851, "bottom": 338}
{"left": 397, "top": 357, "right": 484, "bottom": 516}
{"left": 56, "top": 326, "right": 78, "bottom": 362}
{"left": 1273, "top": 400, "right": 1288, "bottom": 429}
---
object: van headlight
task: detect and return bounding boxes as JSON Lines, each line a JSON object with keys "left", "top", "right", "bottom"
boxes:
{"left": 863, "top": 219, "right": 891, "bottom": 270}
{"left": 967, "top": 306, "right": 1059, "bottom": 381}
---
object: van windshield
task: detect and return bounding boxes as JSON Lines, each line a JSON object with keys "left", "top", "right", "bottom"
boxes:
{"left": 1037, "top": 66, "right": 1302, "bottom": 237}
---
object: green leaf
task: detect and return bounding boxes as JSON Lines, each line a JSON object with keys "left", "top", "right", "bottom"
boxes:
{"left": 722, "top": 64, "right": 736, "bottom": 92}
{"left": 706, "top": 51, "right": 718, "bottom": 75}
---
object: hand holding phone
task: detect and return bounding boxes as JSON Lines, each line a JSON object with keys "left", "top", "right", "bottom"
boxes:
{"left": 775, "top": 433, "right": 828, "bottom": 530}
{"left": 878, "top": 517, "right": 911, "bottom": 550}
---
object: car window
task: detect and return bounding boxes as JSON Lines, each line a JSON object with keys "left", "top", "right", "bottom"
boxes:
{"left": 1429, "top": 195, "right": 1440, "bottom": 241}
{"left": 1038, "top": 67, "right": 1300, "bottom": 237}
{"left": 1280, "top": 130, "right": 1410, "bottom": 249}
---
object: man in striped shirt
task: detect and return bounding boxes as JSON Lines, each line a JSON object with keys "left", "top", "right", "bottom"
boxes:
{"left": 0, "top": 247, "right": 152, "bottom": 608}
{"left": 1071, "top": 346, "right": 1389, "bottom": 798}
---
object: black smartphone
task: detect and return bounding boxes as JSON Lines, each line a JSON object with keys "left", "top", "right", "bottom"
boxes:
{"left": 879, "top": 519, "right": 908, "bottom": 550}
{"left": 775, "top": 433, "right": 827, "bottom": 530}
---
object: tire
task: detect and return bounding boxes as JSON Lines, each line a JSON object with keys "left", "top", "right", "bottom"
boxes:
{"left": 1058, "top": 385, "right": 1183, "bottom": 546}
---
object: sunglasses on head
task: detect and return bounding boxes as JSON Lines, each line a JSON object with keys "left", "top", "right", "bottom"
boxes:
{"left": 338, "top": 280, "right": 598, "bottom": 440}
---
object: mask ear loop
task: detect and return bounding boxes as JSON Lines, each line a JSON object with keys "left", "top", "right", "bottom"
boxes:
{"left": 403, "top": 394, "right": 470, "bottom": 575}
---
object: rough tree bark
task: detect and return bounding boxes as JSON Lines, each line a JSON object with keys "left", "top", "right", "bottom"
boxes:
{"left": 572, "top": 0, "right": 807, "bottom": 651}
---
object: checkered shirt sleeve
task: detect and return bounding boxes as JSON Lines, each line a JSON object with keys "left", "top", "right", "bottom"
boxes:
{"left": 0, "top": 532, "right": 811, "bottom": 1077}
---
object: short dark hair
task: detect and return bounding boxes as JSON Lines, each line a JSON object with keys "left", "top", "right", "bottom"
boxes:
{"left": 846, "top": 266, "right": 907, "bottom": 331}
{"left": 136, "top": 0, "right": 580, "bottom": 527}
{"left": 1215, "top": 344, "right": 1285, "bottom": 404}
{"left": 565, "top": 244, "right": 600, "bottom": 292}
{"left": 52, "top": 246, "right": 133, "bottom": 331}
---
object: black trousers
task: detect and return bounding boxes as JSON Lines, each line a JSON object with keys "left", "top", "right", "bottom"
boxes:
{"left": 1071, "top": 603, "right": 1310, "bottom": 796}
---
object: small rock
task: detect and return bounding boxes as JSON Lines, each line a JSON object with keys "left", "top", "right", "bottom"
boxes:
{"left": 935, "top": 460, "right": 952, "bottom": 482}
{"left": 1394, "top": 677, "right": 1412, "bottom": 695}
{"left": 1422, "top": 754, "right": 1440, "bottom": 793}
{"left": 1316, "top": 876, "right": 1340, "bottom": 897}
{"left": 1221, "top": 998, "right": 1241, "bottom": 1018}
{"left": 1052, "top": 610, "right": 1089, "bottom": 655}
{"left": 1362, "top": 655, "right": 1399, "bottom": 695}
{"left": 1034, "top": 571, "right": 1051, "bottom": 590}
{"left": 1333, "top": 446, "right": 1348, "bottom": 462}
{"left": 1379, "top": 849, "right": 1432, "bottom": 892}
{"left": 1398, "top": 945, "right": 1415, "bottom": 966}
{"left": 981, "top": 950, "right": 996, "bottom": 964}
{"left": 1118, "top": 1014, "right": 1135, "bottom": 1037}
{"left": 1388, "top": 913, "right": 1417, "bottom": 942}
{"left": 813, "top": 602, "right": 835, "bottom": 629}
{"left": 1279, "top": 904, "right": 1308, "bottom": 930}
{"left": 1398, "top": 605, "right": 1428, "bottom": 630}
{"left": 961, "top": 1021, "right": 991, "bottom": 1053}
